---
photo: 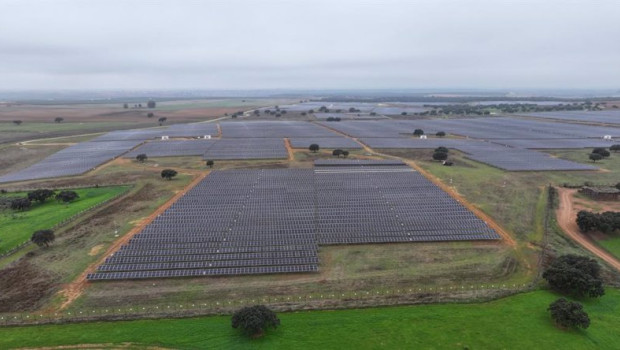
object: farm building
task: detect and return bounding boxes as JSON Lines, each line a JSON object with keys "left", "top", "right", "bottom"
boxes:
{"left": 579, "top": 186, "right": 620, "bottom": 201}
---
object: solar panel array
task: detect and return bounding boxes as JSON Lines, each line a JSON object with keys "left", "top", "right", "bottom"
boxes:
{"left": 288, "top": 137, "right": 363, "bottom": 149}
{"left": 89, "top": 165, "right": 499, "bottom": 280}
{"left": 315, "top": 163, "right": 499, "bottom": 244}
{"left": 522, "top": 110, "right": 620, "bottom": 125}
{"left": 125, "top": 140, "right": 217, "bottom": 158}
{"left": 220, "top": 121, "right": 340, "bottom": 138}
{"left": 490, "top": 138, "right": 614, "bottom": 149}
{"left": 89, "top": 169, "right": 319, "bottom": 280}
{"left": 0, "top": 140, "right": 143, "bottom": 183}
{"left": 203, "top": 138, "right": 288, "bottom": 160}
{"left": 313, "top": 113, "right": 389, "bottom": 120}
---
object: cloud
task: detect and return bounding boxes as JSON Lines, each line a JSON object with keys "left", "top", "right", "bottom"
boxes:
{"left": 0, "top": 0, "right": 619, "bottom": 90}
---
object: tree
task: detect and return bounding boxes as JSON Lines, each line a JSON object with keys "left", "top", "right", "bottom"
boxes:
{"left": 147, "top": 112, "right": 154, "bottom": 118}
{"left": 401, "top": 112, "right": 407, "bottom": 116}
{"left": 13, "top": 120, "right": 22, "bottom": 125}
{"left": 542, "top": 255, "right": 604, "bottom": 298}
{"left": 136, "top": 153, "right": 148, "bottom": 162}
{"left": 31, "top": 229, "right": 55, "bottom": 248}
{"left": 592, "top": 147, "right": 610, "bottom": 158}
{"left": 123, "top": 103, "right": 129, "bottom": 109}
{"left": 10, "top": 197, "right": 31, "bottom": 211}
{"left": 147, "top": 100, "right": 156, "bottom": 108}
{"left": 589, "top": 153, "right": 603, "bottom": 162}
{"left": 27, "top": 189, "right": 55, "bottom": 204}
{"left": 161, "top": 169, "right": 178, "bottom": 180}
{"left": 610, "top": 144, "right": 620, "bottom": 152}
{"left": 434, "top": 146, "right": 449, "bottom": 154}
{"left": 206, "top": 160, "right": 214, "bottom": 168}
{"left": 55, "top": 191, "right": 79, "bottom": 203}
{"left": 432, "top": 151, "right": 448, "bottom": 161}
{"left": 332, "top": 149, "right": 343, "bottom": 157}
{"left": 309, "top": 144, "right": 319, "bottom": 153}
{"left": 436, "top": 131, "right": 446, "bottom": 137}
{"left": 413, "top": 129, "right": 424, "bottom": 136}
{"left": 54, "top": 117, "right": 64, "bottom": 123}
{"left": 341, "top": 150, "right": 349, "bottom": 158}
{"left": 232, "top": 305, "right": 280, "bottom": 338}
{"left": 158, "top": 117, "right": 167, "bottom": 125}
{"left": 548, "top": 298, "right": 590, "bottom": 329}
{"left": 576, "top": 210, "right": 598, "bottom": 232}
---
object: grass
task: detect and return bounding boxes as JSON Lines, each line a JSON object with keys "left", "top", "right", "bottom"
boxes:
{"left": 1, "top": 289, "right": 619, "bottom": 349}
{"left": 0, "top": 186, "right": 129, "bottom": 255}
{"left": 597, "top": 236, "right": 620, "bottom": 259}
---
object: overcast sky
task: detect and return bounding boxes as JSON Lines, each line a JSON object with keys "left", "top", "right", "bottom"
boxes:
{"left": 1, "top": 0, "right": 619, "bottom": 90}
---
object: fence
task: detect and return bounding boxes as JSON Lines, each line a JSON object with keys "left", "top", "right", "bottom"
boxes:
{"left": 0, "top": 185, "right": 133, "bottom": 260}
{"left": 0, "top": 282, "right": 533, "bottom": 327}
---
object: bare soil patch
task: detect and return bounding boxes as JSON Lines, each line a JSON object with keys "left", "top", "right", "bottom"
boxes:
{"left": 0, "top": 259, "right": 59, "bottom": 312}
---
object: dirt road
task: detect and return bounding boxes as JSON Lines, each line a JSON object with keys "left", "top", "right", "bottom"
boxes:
{"left": 556, "top": 187, "right": 620, "bottom": 272}
{"left": 56, "top": 171, "right": 209, "bottom": 311}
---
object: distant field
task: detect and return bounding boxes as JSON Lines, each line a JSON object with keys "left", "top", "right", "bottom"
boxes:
{"left": 1, "top": 289, "right": 618, "bottom": 349}
{"left": 0, "top": 186, "right": 129, "bottom": 255}
{"left": 0, "top": 121, "right": 135, "bottom": 133}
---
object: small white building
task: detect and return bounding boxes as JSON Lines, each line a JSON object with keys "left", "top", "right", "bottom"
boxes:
{"left": 161, "top": 135, "right": 169, "bottom": 140}
{"left": 204, "top": 135, "right": 211, "bottom": 139}
{"left": 419, "top": 135, "right": 427, "bottom": 139}
{"left": 603, "top": 135, "right": 613, "bottom": 141}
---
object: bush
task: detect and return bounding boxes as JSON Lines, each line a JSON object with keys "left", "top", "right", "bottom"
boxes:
{"left": 589, "top": 153, "right": 603, "bottom": 162}
{"left": 548, "top": 298, "right": 590, "bottom": 329}
{"left": 542, "top": 255, "right": 604, "bottom": 298}
{"left": 592, "top": 147, "right": 610, "bottom": 157}
{"left": 10, "top": 197, "right": 31, "bottom": 211}
{"left": 56, "top": 191, "right": 79, "bottom": 203}
{"left": 413, "top": 129, "right": 424, "bottom": 136}
{"left": 31, "top": 229, "right": 55, "bottom": 248}
{"left": 434, "top": 146, "right": 449, "bottom": 154}
{"left": 577, "top": 210, "right": 620, "bottom": 234}
{"left": 161, "top": 169, "right": 178, "bottom": 180}
{"left": 136, "top": 154, "right": 148, "bottom": 162}
{"left": 432, "top": 152, "right": 448, "bottom": 161}
{"left": 232, "top": 305, "right": 280, "bottom": 338}
{"left": 435, "top": 131, "right": 446, "bottom": 137}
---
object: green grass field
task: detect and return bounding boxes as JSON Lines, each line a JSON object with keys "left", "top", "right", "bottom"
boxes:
{"left": 1, "top": 289, "right": 618, "bottom": 349}
{"left": 0, "top": 186, "right": 129, "bottom": 255}
{"left": 598, "top": 236, "right": 620, "bottom": 260}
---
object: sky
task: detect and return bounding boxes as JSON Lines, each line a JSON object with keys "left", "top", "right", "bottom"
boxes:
{"left": 1, "top": 0, "right": 619, "bottom": 91}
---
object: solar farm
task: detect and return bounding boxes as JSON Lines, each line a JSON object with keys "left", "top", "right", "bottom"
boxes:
{"left": 88, "top": 161, "right": 499, "bottom": 280}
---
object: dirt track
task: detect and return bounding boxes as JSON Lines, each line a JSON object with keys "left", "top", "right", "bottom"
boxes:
{"left": 556, "top": 187, "right": 620, "bottom": 272}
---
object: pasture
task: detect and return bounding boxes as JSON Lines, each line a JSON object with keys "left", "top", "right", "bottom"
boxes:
{"left": 0, "top": 186, "right": 129, "bottom": 255}
{"left": 1, "top": 289, "right": 619, "bottom": 349}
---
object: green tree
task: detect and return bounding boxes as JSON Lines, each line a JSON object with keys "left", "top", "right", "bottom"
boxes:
{"left": 309, "top": 144, "right": 319, "bottom": 153}
{"left": 610, "top": 144, "right": 620, "bottom": 152}
{"left": 332, "top": 149, "right": 343, "bottom": 157}
{"left": 432, "top": 151, "right": 448, "bottom": 161}
{"left": 589, "top": 153, "right": 603, "bottom": 162}
{"left": 158, "top": 117, "right": 167, "bottom": 125}
{"left": 147, "top": 100, "right": 156, "bottom": 108}
{"left": 341, "top": 150, "right": 349, "bottom": 158}
{"left": 147, "top": 112, "right": 154, "bottom": 118}
{"left": 576, "top": 210, "right": 598, "bottom": 232}
{"left": 31, "top": 229, "right": 55, "bottom": 248}
{"left": 10, "top": 197, "right": 31, "bottom": 211}
{"left": 27, "top": 189, "right": 55, "bottom": 204}
{"left": 161, "top": 169, "right": 178, "bottom": 180}
{"left": 54, "top": 117, "right": 64, "bottom": 123}
{"left": 413, "top": 129, "right": 424, "bottom": 136}
{"left": 136, "top": 154, "right": 148, "bottom": 162}
{"left": 55, "top": 191, "right": 79, "bottom": 203}
{"left": 434, "top": 146, "right": 449, "bottom": 154}
{"left": 542, "top": 255, "right": 604, "bottom": 298}
{"left": 548, "top": 298, "right": 590, "bottom": 329}
{"left": 123, "top": 103, "right": 129, "bottom": 109}
{"left": 435, "top": 131, "right": 446, "bottom": 137}
{"left": 206, "top": 160, "right": 214, "bottom": 168}
{"left": 232, "top": 305, "right": 280, "bottom": 338}
{"left": 592, "top": 147, "right": 610, "bottom": 157}
{"left": 13, "top": 120, "right": 22, "bottom": 125}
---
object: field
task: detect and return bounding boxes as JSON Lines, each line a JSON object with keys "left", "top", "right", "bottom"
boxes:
{"left": 0, "top": 186, "right": 129, "bottom": 255}
{"left": 1, "top": 289, "right": 619, "bottom": 349}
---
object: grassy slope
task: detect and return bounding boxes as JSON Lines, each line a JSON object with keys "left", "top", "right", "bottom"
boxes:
{"left": 1, "top": 289, "right": 619, "bottom": 349}
{"left": 598, "top": 238, "right": 620, "bottom": 260}
{"left": 0, "top": 186, "right": 128, "bottom": 254}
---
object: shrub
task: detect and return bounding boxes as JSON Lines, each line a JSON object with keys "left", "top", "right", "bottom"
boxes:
{"left": 542, "top": 255, "right": 604, "bottom": 298}
{"left": 232, "top": 305, "right": 280, "bottom": 338}
{"left": 548, "top": 298, "right": 590, "bottom": 329}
